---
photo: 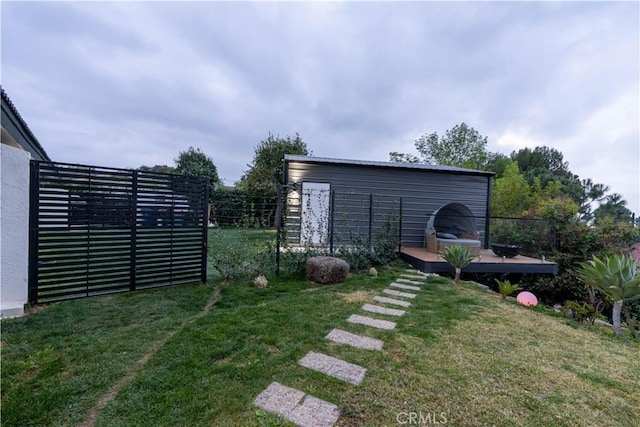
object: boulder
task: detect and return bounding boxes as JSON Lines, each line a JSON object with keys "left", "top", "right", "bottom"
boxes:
{"left": 306, "top": 256, "right": 349, "bottom": 285}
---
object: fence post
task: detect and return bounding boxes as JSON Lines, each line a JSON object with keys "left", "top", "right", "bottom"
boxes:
{"left": 28, "top": 161, "right": 40, "bottom": 304}
{"left": 368, "top": 193, "right": 373, "bottom": 249}
{"left": 201, "top": 179, "right": 210, "bottom": 283}
{"left": 329, "top": 190, "right": 336, "bottom": 254}
{"left": 275, "top": 186, "right": 283, "bottom": 277}
{"left": 130, "top": 170, "right": 138, "bottom": 291}
{"left": 398, "top": 197, "right": 403, "bottom": 253}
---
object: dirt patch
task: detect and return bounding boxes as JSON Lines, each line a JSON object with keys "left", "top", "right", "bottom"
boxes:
{"left": 25, "top": 304, "right": 49, "bottom": 315}
{"left": 338, "top": 290, "right": 377, "bottom": 303}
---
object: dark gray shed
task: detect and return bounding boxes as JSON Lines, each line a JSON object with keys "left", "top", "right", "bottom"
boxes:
{"left": 284, "top": 155, "right": 494, "bottom": 248}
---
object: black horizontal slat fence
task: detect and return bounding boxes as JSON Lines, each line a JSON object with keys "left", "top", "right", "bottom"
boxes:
{"left": 29, "top": 161, "right": 209, "bottom": 303}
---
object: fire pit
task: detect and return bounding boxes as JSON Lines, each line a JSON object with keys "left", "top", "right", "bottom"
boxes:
{"left": 491, "top": 243, "right": 521, "bottom": 258}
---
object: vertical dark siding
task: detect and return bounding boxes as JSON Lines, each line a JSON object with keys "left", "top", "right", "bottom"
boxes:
{"left": 286, "top": 161, "right": 490, "bottom": 248}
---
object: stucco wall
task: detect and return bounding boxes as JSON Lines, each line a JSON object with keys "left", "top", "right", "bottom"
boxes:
{"left": 1, "top": 144, "right": 30, "bottom": 317}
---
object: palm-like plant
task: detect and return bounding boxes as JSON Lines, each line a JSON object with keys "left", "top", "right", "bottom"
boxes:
{"left": 495, "top": 279, "right": 522, "bottom": 299}
{"left": 442, "top": 245, "right": 474, "bottom": 285}
{"left": 575, "top": 254, "right": 640, "bottom": 336}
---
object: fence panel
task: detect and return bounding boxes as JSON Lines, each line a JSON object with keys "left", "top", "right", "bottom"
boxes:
{"left": 281, "top": 187, "right": 401, "bottom": 250}
{"left": 29, "top": 161, "right": 209, "bottom": 303}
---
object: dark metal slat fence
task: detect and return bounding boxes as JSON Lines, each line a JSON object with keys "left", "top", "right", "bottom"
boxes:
{"left": 28, "top": 161, "right": 209, "bottom": 304}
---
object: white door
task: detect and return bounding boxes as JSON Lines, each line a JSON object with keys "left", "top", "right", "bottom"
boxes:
{"left": 300, "top": 182, "right": 330, "bottom": 245}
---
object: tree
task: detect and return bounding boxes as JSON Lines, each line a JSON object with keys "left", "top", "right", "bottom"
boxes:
{"left": 511, "top": 146, "right": 572, "bottom": 178}
{"left": 138, "top": 165, "right": 175, "bottom": 174}
{"left": 579, "top": 178, "right": 610, "bottom": 221}
{"left": 491, "top": 161, "right": 532, "bottom": 217}
{"left": 511, "top": 146, "right": 583, "bottom": 203}
{"left": 238, "top": 133, "right": 310, "bottom": 196}
{"left": 576, "top": 254, "right": 640, "bottom": 336}
{"left": 485, "top": 152, "right": 512, "bottom": 178}
{"left": 174, "top": 146, "right": 220, "bottom": 188}
{"left": 594, "top": 194, "right": 634, "bottom": 223}
{"left": 390, "top": 122, "right": 490, "bottom": 170}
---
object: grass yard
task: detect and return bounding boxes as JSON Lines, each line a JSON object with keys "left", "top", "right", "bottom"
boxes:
{"left": 2, "top": 263, "right": 639, "bottom": 426}
{"left": 207, "top": 227, "right": 277, "bottom": 251}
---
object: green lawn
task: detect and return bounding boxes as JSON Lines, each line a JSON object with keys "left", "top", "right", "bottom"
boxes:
{"left": 2, "top": 264, "right": 639, "bottom": 426}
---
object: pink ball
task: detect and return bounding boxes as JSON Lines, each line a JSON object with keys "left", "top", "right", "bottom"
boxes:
{"left": 516, "top": 291, "right": 538, "bottom": 307}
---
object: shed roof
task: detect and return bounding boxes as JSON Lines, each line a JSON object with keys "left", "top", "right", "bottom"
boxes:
{"left": 285, "top": 154, "right": 494, "bottom": 177}
{"left": 1, "top": 86, "right": 51, "bottom": 161}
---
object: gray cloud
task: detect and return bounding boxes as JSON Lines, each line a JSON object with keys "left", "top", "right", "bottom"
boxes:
{"left": 2, "top": 1, "right": 638, "bottom": 213}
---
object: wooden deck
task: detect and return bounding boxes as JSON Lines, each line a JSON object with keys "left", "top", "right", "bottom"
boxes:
{"left": 400, "top": 246, "right": 558, "bottom": 275}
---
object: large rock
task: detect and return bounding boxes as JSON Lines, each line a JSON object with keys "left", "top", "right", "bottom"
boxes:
{"left": 306, "top": 256, "right": 349, "bottom": 285}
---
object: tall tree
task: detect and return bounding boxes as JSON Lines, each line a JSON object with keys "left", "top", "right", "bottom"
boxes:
{"left": 490, "top": 161, "right": 532, "bottom": 217}
{"left": 594, "top": 193, "right": 633, "bottom": 223}
{"left": 485, "top": 152, "right": 511, "bottom": 178}
{"left": 390, "top": 122, "right": 490, "bottom": 170}
{"left": 579, "top": 178, "right": 610, "bottom": 221}
{"left": 174, "top": 146, "right": 220, "bottom": 189}
{"left": 238, "top": 132, "right": 310, "bottom": 196}
{"left": 511, "top": 146, "right": 572, "bottom": 177}
{"left": 138, "top": 164, "right": 175, "bottom": 174}
{"left": 510, "top": 146, "right": 583, "bottom": 203}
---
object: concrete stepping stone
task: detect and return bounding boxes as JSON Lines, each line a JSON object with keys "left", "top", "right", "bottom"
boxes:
{"left": 373, "top": 295, "right": 411, "bottom": 307}
{"left": 396, "top": 278, "right": 424, "bottom": 285}
{"left": 325, "top": 328, "right": 383, "bottom": 350}
{"left": 390, "top": 282, "right": 421, "bottom": 291}
{"left": 401, "top": 273, "right": 427, "bottom": 280}
{"left": 383, "top": 289, "right": 417, "bottom": 299}
{"left": 254, "top": 381, "right": 339, "bottom": 427}
{"left": 299, "top": 351, "right": 367, "bottom": 385}
{"left": 361, "top": 303, "right": 405, "bottom": 317}
{"left": 347, "top": 314, "right": 396, "bottom": 330}
{"left": 289, "top": 394, "right": 341, "bottom": 427}
{"left": 404, "top": 269, "right": 438, "bottom": 278}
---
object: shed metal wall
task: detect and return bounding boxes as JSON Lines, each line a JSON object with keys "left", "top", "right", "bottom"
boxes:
{"left": 286, "top": 160, "right": 490, "bottom": 248}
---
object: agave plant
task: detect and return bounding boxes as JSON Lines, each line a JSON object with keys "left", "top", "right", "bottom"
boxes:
{"left": 495, "top": 279, "right": 522, "bottom": 299}
{"left": 575, "top": 254, "right": 640, "bottom": 336}
{"left": 442, "top": 245, "right": 474, "bottom": 285}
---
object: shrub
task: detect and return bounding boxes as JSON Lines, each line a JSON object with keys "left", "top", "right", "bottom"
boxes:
{"left": 442, "top": 245, "right": 474, "bottom": 285}
{"left": 575, "top": 254, "right": 640, "bottom": 337}
{"left": 562, "top": 300, "right": 598, "bottom": 323}
{"left": 495, "top": 279, "right": 522, "bottom": 299}
{"left": 208, "top": 228, "right": 276, "bottom": 281}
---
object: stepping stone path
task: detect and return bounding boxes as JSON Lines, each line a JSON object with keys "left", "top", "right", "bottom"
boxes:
{"left": 254, "top": 269, "right": 427, "bottom": 426}
{"left": 299, "top": 351, "right": 367, "bottom": 385}
{"left": 373, "top": 295, "right": 411, "bottom": 307}
{"left": 396, "top": 277, "right": 425, "bottom": 286}
{"left": 361, "top": 303, "right": 406, "bottom": 317}
{"left": 347, "top": 314, "right": 396, "bottom": 330}
{"left": 254, "top": 381, "right": 340, "bottom": 427}
{"left": 404, "top": 269, "right": 439, "bottom": 278}
{"left": 401, "top": 273, "right": 427, "bottom": 280}
{"left": 390, "top": 282, "right": 421, "bottom": 291}
{"left": 383, "top": 288, "right": 417, "bottom": 299}
{"left": 325, "top": 328, "right": 384, "bottom": 350}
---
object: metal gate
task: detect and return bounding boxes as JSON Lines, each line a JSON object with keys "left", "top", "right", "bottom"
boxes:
{"left": 28, "top": 161, "right": 209, "bottom": 304}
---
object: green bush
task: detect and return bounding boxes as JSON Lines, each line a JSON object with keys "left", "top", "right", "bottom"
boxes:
{"left": 442, "top": 245, "right": 474, "bottom": 284}
{"left": 495, "top": 279, "right": 522, "bottom": 299}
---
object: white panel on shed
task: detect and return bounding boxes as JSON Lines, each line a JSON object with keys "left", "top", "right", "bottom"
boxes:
{"left": 300, "top": 182, "right": 330, "bottom": 245}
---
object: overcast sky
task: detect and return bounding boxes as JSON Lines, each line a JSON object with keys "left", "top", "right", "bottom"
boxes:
{"left": 2, "top": 1, "right": 638, "bottom": 214}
